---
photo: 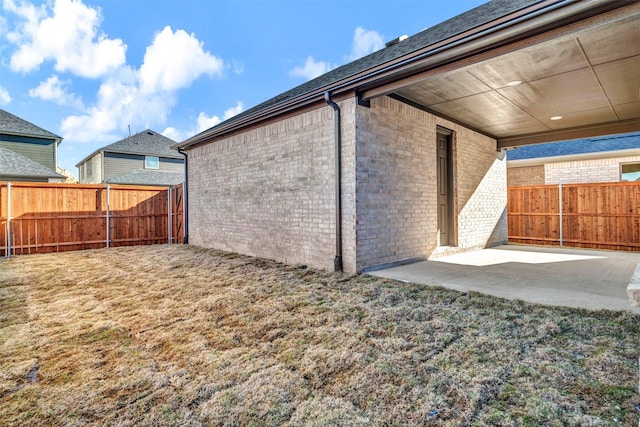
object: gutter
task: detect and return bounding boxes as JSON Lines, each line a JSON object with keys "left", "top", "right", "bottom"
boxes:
{"left": 324, "top": 92, "right": 342, "bottom": 272}
{"left": 177, "top": 0, "right": 634, "bottom": 150}
{"left": 507, "top": 148, "right": 640, "bottom": 167}
{"left": 177, "top": 147, "right": 189, "bottom": 244}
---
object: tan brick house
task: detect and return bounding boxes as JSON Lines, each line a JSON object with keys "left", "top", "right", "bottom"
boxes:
{"left": 176, "top": 0, "right": 640, "bottom": 274}
{"left": 508, "top": 132, "right": 640, "bottom": 186}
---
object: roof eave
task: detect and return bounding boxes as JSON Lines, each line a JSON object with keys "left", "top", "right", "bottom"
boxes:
{"left": 0, "top": 130, "right": 62, "bottom": 142}
{"left": 176, "top": 0, "right": 633, "bottom": 150}
{"left": 75, "top": 149, "right": 102, "bottom": 167}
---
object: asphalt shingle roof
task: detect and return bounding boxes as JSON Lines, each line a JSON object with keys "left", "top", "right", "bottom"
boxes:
{"left": 189, "top": 0, "right": 536, "bottom": 142}
{"left": 0, "top": 109, "right": 61, "bottom": 140}
{"left": 105, "top": 169, "right": 185, "bottom": 186}
{"left": 100, "top": 130, "right": 181, "bottom": 158}
{"left": 0, "top": 147, "right": 64, "bottom": 179}
{"left": 507, "top": 132, "right": 640, "bottom": 161}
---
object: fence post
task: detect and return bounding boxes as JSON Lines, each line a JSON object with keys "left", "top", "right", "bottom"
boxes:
{"left": 6, "top": 182, "right": 11, "bottom": 258}
{"left": 182, "top": 183, "right": 186, "bottom": 244}
{"left": 559, "top": 183, "right": 563, "bottom": 247}
{"left": 106, "top": 186, "right": 110, "bottom": 248}
{"left": 167, "top": 187, "right": 172, "bottom": 244}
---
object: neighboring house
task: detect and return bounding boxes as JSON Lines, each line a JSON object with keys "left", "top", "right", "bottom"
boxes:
{"left": 76, "top": 130, "right": 184, "bottom": 186}
{"left": 0, "top": 109, "right": 65, "bottom": 182}
{"left": 508, "top": 132, "right": 640, "bottom": 186}
{"left": 57, "top": 167, "right": 79, "bottom": 184}
{"left": 175, "top": 0, "right": 639, "bottom": 274}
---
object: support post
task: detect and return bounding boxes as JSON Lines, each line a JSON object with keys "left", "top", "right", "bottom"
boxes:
{"left": 167, "top": 187, "right": 172, "bottom": 244}
{"left": 106, "top": 186, "right": 111, "bottom": 248}
{"left": 559, "top": 183, "right": 563, "bottom": 247}
{"left": 6, "top": 182, "right": 11, "bottom": 258}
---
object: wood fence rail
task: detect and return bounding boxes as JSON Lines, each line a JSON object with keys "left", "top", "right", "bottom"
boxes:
{"left": 1, "top": 182, "right": 184, "bottom": 257}
{"left": 508, "top": 182, "right": 640, "bottom": 251}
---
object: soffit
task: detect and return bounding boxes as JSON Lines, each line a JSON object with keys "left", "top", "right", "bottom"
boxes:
{"left": 392, "top": 8, "right": 640, "bottom": 147}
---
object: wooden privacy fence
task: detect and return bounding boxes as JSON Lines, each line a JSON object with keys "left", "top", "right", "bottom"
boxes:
{"left": 0, "top": 182, "right": 184, "bottom": 257}
{"left": 508, "top": 182, "right": 640, "bottom": 251}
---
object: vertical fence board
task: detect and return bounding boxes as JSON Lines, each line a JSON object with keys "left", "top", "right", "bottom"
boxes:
{"left": 0, "top": 182, "right": 184, "bottom": 256}
{"left": 508, "top": 182, "right": 640, "bottom": 251}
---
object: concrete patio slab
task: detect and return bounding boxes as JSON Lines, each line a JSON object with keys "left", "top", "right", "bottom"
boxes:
{"left": 368, "top": 245, "right": 640, "bottom": 312}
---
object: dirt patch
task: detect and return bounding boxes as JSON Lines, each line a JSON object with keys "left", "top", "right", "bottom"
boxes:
{"left": 0, "top": 245, "right": 638, "bottom": 425}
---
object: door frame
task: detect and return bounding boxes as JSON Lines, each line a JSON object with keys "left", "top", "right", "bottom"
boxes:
{"left": 436, "top": 126, "right": 456, "bottom": 247}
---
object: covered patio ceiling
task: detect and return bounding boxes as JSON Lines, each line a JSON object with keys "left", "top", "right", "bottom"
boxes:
{"left": 363, "top": 2, "right": 640, "bottom": 149}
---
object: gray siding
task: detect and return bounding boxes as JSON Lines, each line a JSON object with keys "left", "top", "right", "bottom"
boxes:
{"left": 0, "top": 136, "right": 56, "bottom": 170}
{"left": 103, "top": 152, "right": 184, "bottom": 181}
{"left": 104, "top": 152, "right": 143, "bottom": 180}
{"left": 159, "top": 157, "right": 185, "bottom": 172}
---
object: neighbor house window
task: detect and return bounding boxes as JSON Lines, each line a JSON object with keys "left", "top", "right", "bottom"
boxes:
{"left": 145, "top": 156, "right": 159, "bottom": 169}
{"left": 621, "top": 163, "right": 640, "bottom": 182}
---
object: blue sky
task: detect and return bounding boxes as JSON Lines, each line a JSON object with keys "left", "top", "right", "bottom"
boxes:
{"left": 1, "top": 0, "right": 486, "bottom": 177}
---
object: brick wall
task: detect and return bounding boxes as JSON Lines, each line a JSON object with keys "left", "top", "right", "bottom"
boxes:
{"left": 186, "top": 99, "right": 357, "bottom": 272}
{"left": 544, "top": 155, "right": 640, "bottom": 184}
{"left": 355, "top": 96, "right": 437, "bottom": 271}
{"left": 186, "top": 95, "right": 507, "bottom": 273}
{"left": 453, "top": 121, "right": 507, "bottom": 250}
{"left": 507, "top": 165, "right": 545, "bottom": 186}
{"left": 355, "top": 96, "right": 507, "bottom": 271}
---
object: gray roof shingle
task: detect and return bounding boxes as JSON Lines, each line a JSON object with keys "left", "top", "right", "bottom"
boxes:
{"left": 507, "top": 132, "right": 640, "bottom": 161}
{"left": 100, "top": 130, "right": 181, "bottom": 158}
{"left": 0, "top": 109, "right": 61, "bottom": 140}
{"left": 105, "top": 169, "right": 185, "bottom": 186}
{"left": 0, "top": 147, "right": 64, "bottom": 179}
{"left": 187, "top": 0, "right": 537, "bottom": 142}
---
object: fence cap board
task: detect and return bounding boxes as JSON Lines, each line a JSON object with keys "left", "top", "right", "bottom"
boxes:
{"left": 0, "top": 181, "right": 176, "bottom": 191}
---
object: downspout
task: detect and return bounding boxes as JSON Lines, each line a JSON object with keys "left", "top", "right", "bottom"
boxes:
{"left": 324, "top": 91, "right": 342, "bottom": 272}
{"left": 177, "top": 147, "right": 189, "bottom": 244}
{"left": 54, "top": 139, "right": 59, "bottom": 177}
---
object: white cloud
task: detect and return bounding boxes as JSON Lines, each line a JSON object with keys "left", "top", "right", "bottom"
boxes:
{"left": 60, "top": 76, "right": 176, "bottom": 143}
{"left": 139, "top": 26, "right": 224, "bottom": 94}
{"left": 290, "top": 56, "right": 336, "bottom": 81}
{"left": 223, "top": 101, "right": 243, "bottom": 121}
{"left": 231, "top": 58, "right": 244, "bottom": 75}
{"left": 289, "top": 27, "right": 383, "bottom": 81}
{"left": 28, "top": 75, "right": 84, "bottom": 109}
{"left": 347, "top": 27, "right": 384, "bottom": 61}
{"left": 57, "top": 25, "right": 227, "bottom": 143}
{"left": 197, "top": 101, "right": 243, "bottom": 132}
{"left": 5, "top": 0, "right": 126, "bottom": 78}
{"left": 196, "top": 111, "right": 221, "bottom": 131}
{"left": 0, "top": 13, "right": 7, "bottom": 35}
{"left": 161, "top": 126, "right": 184, "bottom": 142}
{"left": 161, "top": 101, "right": 244, "bottom": 142}
{"left": 4, "top": 0, "right": 232, "bottom": 147}
{"left": 0, "top": 86, "right": 11, "bottom": 105}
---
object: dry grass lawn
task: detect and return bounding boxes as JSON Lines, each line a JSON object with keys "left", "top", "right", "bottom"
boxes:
{"left": 0, "top": 245, "right": 638, "bottom": 426}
